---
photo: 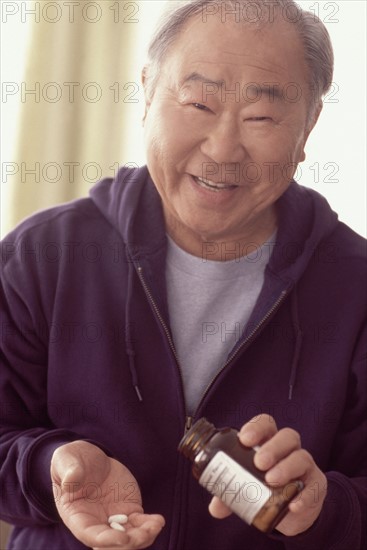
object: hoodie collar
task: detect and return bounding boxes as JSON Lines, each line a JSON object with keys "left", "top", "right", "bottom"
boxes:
{"left": 90, "top": 165, "right": 338, "bottom": 277}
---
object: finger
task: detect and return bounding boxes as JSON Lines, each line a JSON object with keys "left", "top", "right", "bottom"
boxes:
{"left": 77, "top": 522, "right": 129, "bottom": 548}
{"left": 254, "top": 427, "right": 302, "bottom": 471}
{"left": 263, "top": 449, "right": 327, "bottom": 513}
{"left": 86, "top": 514, "right": 165, "bottom": 550}
{"left": 275, "top": 471, "right": 328, "bottom": 536}
{"left": 288, "top": 474, "right": 327, "bottom": 514}
{"left": 117, "top": 519, "right": 165, "bottom": 549}
{"left": 208, "top": 496, "right": 232, "bottom": 519}
{"left": 120, "top": 512, "right": 165, "bottom": 549}
{"left": 238, "top": 414, "right": 278, "bottom": 447}
{"left": 265, "top": 448, "right": 314, "bottom": 486}
{"left": 128, "top": 512, "right": 165, "bottom": 530}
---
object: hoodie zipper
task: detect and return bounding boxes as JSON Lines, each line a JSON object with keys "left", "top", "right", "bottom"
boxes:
{"left": 136, "top": 264, "right": 288, "bottom": 434}
{"left": 190, "top": 289, "right": 289, "bottom": 424}
{"left": 136, "top": 265, "right": 184, "bottom": 373}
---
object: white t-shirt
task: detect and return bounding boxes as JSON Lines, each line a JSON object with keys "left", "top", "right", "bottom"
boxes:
{"left": 165, "top": 234, "right": 276, "bottom": 415}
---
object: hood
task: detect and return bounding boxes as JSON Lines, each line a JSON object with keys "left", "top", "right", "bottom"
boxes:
{"left": 89, "top": 164, "right": 339, "bottom": 277}
{"left": 90, "top": 165, "right": 166, "bottom": 259}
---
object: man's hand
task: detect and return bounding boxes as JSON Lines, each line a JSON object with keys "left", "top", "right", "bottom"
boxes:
{"left": 208, "top": 414, "right": 327, "bottom": 536}
{"left": 51, "top": 441, "right": 165, "bottom": 549}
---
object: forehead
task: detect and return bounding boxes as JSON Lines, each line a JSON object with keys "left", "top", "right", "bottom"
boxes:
{"left": 162, "top": 14, "right": 309, "bottom": 89}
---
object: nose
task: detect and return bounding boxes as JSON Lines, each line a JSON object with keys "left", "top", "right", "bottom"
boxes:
{"left": 200, "top": 116, "right": 246, "bottom": 165}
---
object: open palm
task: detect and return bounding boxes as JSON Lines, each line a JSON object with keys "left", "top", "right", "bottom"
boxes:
{"left": 51, "top": 441, "right": 165, "bottom": 549}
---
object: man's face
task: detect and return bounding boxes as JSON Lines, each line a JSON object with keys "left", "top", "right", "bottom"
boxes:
{"left": 143, "top": 14, "right": 317, "bottom": 250}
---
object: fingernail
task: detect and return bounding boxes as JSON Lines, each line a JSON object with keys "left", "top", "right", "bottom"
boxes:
{"left": 238, "top": 429, "right": 256, "bottom": 445}
{"left": 265, "top": 467, "right": 281, "bottom": 483}
{"left": 255, "top": 451, "right": 272, "bottom": 470}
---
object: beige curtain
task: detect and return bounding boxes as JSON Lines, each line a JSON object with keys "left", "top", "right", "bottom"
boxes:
{"left": 2, "top": 0, "right": 145, "bottom": 236}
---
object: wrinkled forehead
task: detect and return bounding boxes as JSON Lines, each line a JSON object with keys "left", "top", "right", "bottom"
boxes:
{"left": 161, "top": 12, "right": 309, "bottom": 92}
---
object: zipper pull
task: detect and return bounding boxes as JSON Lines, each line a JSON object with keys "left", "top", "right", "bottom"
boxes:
{"left": 185, "top": 416, "right": 193, "bottom": 433}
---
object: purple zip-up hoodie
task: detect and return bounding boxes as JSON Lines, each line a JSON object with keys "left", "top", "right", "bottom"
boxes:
{"left": 1, "top": 166, "right": 366, "bottom": 549}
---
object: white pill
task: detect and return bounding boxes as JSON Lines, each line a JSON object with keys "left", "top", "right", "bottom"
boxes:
{"left": 108, "top": 514, "right": 128, "bottom": 525}
{"left": 110, "top": 521, "right": 126, "bottom": 532}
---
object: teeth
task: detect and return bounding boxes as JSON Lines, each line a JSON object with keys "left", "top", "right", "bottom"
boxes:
{"left": 194, "top": 176, "right": 237, "bottom": 191}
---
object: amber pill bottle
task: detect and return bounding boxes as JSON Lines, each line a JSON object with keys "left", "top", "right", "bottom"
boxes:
{"left": 178, "top": 417, "right": 303, "bottom": 533}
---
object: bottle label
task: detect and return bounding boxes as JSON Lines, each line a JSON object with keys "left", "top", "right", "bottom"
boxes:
{"left": 199, "top": 450, "right": 271, "bottom": 524}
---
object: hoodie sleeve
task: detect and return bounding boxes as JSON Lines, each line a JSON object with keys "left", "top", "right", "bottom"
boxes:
{"left": 1, "top": 208, "right": 120, "bottom": 529}
{"left": 270, "top": 322, "right": 367, "bottom": 550}
{"left": 0, "top": 245, "right": 78, "bottom": 524}
{"left": 1, "top": 227, "right": 118, "bottom": 528}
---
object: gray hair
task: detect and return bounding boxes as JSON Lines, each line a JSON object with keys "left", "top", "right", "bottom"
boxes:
{"left": 144, "top": 0, "right": 334, "bottom": 119}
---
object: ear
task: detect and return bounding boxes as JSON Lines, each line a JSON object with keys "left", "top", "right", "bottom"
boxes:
{"left": 300, "top": 100, "right": 323, "bottom": 162}
{"left": 308, "top": 100, "right": 323, "bottom": 133}
{"left": 141, "top": 65, "right": 151, "bottom": 126}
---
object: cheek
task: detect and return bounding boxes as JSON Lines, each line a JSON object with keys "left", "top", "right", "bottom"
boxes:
{"left": 248, "top": 133, "right": 305, "bottom": 179}
{"left": 145, "top": 106, "right": 197, "bottom": 165}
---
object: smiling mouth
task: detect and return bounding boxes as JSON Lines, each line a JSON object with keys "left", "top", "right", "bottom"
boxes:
{"left": 192, "top": 175, "right": 239, "bottom": 192}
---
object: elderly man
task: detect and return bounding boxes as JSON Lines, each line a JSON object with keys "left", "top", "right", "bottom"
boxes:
{"left": 1, "top": 0, "right": 366, "bottom": 549}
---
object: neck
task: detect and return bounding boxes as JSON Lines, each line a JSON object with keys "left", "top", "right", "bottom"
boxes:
{"left": 165, "top": 207, "right": 278, "bottom": 262}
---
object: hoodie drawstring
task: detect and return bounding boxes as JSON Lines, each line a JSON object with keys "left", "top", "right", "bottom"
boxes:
{"left": 125, "top": 247, "right": 301, "bottom": 403}
{"left": 288, "top": 285, "right": 303, "bottom": 400}
{"left": 125, "top": 249, "right": 143, "bottom": 402}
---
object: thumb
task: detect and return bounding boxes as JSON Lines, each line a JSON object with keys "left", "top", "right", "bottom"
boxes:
{"left": 51, "top": 441, "right": 107, "bottom": 488}
{"left": 51, "top": 457, "right": 87, "bottom": 503}
{"left": 208, "top": 496, "right": 232, "bottom": 519}
{"left": 60, "top": 462, "right": 86, "bottom": 488}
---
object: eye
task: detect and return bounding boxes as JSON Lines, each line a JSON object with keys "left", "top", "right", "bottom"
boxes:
{"left": 192, "top": 102, "right": 210, "bottom": 112}
{"left": 247, "top": 116, "right": 271, "bottom": 122}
